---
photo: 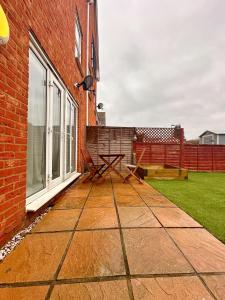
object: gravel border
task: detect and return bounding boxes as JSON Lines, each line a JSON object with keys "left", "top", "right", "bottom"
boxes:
{"left": 0, "top": 207, "right": 51, "bottom": 262}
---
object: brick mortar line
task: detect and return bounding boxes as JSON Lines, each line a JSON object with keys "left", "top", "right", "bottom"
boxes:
{"left": 45, "top": 179, "right": 94, "bottom": 300}
{"left": 111, "top": 176, "right": 135, "bottom": 300}
{"left": 132, "top": 181, "right": 218, "bottom": 300}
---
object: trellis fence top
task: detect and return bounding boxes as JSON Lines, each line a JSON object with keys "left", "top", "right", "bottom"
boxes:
{"left": 134, "top": 127, "right": 184, "bottom": 144}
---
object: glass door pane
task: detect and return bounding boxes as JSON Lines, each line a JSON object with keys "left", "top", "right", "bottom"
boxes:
{"left": 26, "top": 50, "right": 47, "bottom": 198}
{"left": 66, "top": 99, "right": 71, "bottom": 174}
{"left": 52, "top": 83, "right": 61, "bottom": 180}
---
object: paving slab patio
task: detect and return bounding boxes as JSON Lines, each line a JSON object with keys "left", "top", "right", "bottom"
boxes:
{"left": 131, "top": 276, "right": 214, "bottom": 299}
{"left": 0, "top": 175, "right": 224, "bottom": 299}
{"left": 118, "top": 207, "right": 161, "bottom": 228}
{"left": 141, "top": 194, "right": 176, "bottom": 207}
{"left": 167, "top": 228, "right": 225, "bottom": 273}
{"left": 58, "top": 229, "right": 126, "bottom": 279}
{"left": 0, "top": 286, "right": 49, "bottom": 300}
{"left": 115, "top": 195, "right": 146, "bottom": 207}
{"left": 123, "top": 228, "right": 194, "bottom": 275}
{"left": 53, "top": 196, "right": 86, "bottom": 209}
{"left": 151, "top": 207, "right": 202, "bottom": 227}
{"left": 32, "top": 209, "right": 81, "bottom": 232}
{"left": 201, "top": 275, "right": 225, "bottom": 300}
{"left": 50, "top": 280, "right": 130, "bottom": 300}
{"left": 0, "top": 232, "right": 71, "bottom": 283}
{"left": 65, "top": 189, "right": 90, "bottom": 197}
{"left": 77, "top": 207, "right": 118, "bottom": 229}
{"left": 84, "top": 195, "right": 114, "bottom": 208}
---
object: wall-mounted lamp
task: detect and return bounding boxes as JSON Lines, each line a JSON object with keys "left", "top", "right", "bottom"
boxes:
{"left": 0, "top": 5, "right": 10, "bottom": 45}
{"left": 97, "top": 103, "right": 103, "bottom": 110}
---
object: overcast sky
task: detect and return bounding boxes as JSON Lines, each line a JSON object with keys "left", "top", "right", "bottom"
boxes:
{"left": 97, "top": 0, "right": 225, "bottom": 139}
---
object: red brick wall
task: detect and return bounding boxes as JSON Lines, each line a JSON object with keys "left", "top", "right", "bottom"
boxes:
{"left": 0, "top": 0, "right": 98, "bottom": 246}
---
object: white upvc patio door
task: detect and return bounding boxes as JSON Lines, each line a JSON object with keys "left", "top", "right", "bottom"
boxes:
{"left": 47, "top": 75, "right": 64, "bottom": 189}
{"left": 26, "top": 49, "right": 48, "bottom": 201}
{"left": 26, "top": 40, "right": 79, "bottom": 207}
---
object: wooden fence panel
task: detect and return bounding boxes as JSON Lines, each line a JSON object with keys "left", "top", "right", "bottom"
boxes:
{"left": 86, "top": 127, "right": 225, "bottom": 172}
{"left": 135, "top": 143, "right": 225, "bottom": 172}
{"left": 183, "top": 144, "right": 225, "bottom": 171}
{"left": 135, "top": 143, "right": 181, "bottom": 167}
{"left": 86, "top": 126, "right": 134, "bottom": 170}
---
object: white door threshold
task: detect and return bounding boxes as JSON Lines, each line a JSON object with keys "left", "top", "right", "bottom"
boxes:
{"left": 26, "top": 173, "right": 81, "bottom": 212}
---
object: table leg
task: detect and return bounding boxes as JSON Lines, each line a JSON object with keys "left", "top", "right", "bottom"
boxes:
{"left": 100, "top": 156, "right": 125, "bottom": 181}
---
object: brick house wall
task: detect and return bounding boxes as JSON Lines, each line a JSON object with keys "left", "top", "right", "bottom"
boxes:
{"left": 0, "top": 0, "right": 99, "bottom": 246}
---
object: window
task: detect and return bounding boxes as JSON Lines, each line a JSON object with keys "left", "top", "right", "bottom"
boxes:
{"left": 27, "top": 42, "right": 78, "bottom": 206}
{"left": 203, "top": 135, "right": 214, "bottom": 144}
{"left": 75, "top": 18, "right": 82, "bottom": 63}
{"left": 26, "top": 50, "right": 47, "bottom": 197}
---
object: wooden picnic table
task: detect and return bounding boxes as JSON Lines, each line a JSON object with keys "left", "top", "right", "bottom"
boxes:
{"left": 99, "top": 154, "right": 125, "bottom": 181}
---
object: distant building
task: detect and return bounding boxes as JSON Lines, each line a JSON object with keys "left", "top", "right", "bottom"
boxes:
{"left": 97, "top": 112, "right": 106, "bottom": 126}
{"left": 199, "top": 131, "right": 225, "bottom": 145}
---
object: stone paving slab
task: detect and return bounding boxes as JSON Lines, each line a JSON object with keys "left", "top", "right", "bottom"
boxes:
{"left": 0, "top": 286, "right": 49, "bottom": 300}
{"left": 132, "top": 184, "right": 162, "bottom": 197}
{"left": 65, "top": 189, "right": 90, "bottom": 198}
{"left": 89, "top": 187, "right": 113, "bottom": 197}
{"left": 201, "top": 274, "right": 225, "bottom": 300}
{"left": 114, "top": 188, "right": 139, "bottom": 196}
{"left": 151, "top": 207, "right": 202, "bottom": 227}
{"left": 53, "top": 196, "right": 86, "bottom": 209}
{"left": 0, "top": 232, "right": 71, "bottom": 283}
{"left": 141, "top": 194, "right": 176, "bottom": 207}
{"left": 32, "top": 209, "right": 81, "bottom": 232}
{"left": 77, "top": 208, "right": 118, "bottom": 229}
{"left": 50, "top": 280, "right": 130, "bottom": 299}
{"left": 118, "top": 207, "right": 161, "bottom": 228}
{"left": 167, "top": 228, "right": 225, "bottom": 272}
{"left": 123, "top": 228, "right": 194, "bottom": 275}
{"left": 84, "top": 196, "right": 114, "bottom": 208}
{"left": 115, "top": 195, "right": 146, "bottom": 207}
{"left": 131, "top": 276, "right": 214, "bottom": 300}
{"left": 58, "top": 230, "right": 126, "bottom": 279}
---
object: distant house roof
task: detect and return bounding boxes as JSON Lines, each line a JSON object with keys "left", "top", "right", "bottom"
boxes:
{"left": 199, "top": 130, "right": 225, "bottom": 137}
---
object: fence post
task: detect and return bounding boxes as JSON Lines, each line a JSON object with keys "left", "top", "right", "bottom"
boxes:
{"left": 197, "top": 146, "right": 199, "bottom": 171}
{"left": 164, "top": 144, "right": 166, "bottom": 165}
{"left": 212, "top": 146, "right": 214, "bottom": 172}
{"left": 180, "top": 128, "right": 184, "bottom": 168}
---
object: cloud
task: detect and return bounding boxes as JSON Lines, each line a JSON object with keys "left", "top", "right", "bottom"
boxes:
{"left": 98, "top": 0, "right": 225, "bottom": 139}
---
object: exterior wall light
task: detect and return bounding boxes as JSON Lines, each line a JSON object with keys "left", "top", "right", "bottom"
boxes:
{"left": 0, "top": 5, "right": 10, "bottom": 45}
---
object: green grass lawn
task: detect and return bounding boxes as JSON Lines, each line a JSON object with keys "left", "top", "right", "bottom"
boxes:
{"left": 146, "top": 172, "right": 225, "bottom": 243}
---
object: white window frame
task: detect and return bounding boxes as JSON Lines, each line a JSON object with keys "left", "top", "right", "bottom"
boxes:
{"left": 48, "top": 74, "right": 64, "bottom": 189}
{"left": 65, "top": 95, "right": 78, "bottom": 179}
{"left": 26, "top": 35, "right": 80, "bottom": 211}
{"left": 203, "top": 134, "right": 214, "bottom": 145}
{"left": 75, "top": 17, "right": 82, "bottom": 63}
